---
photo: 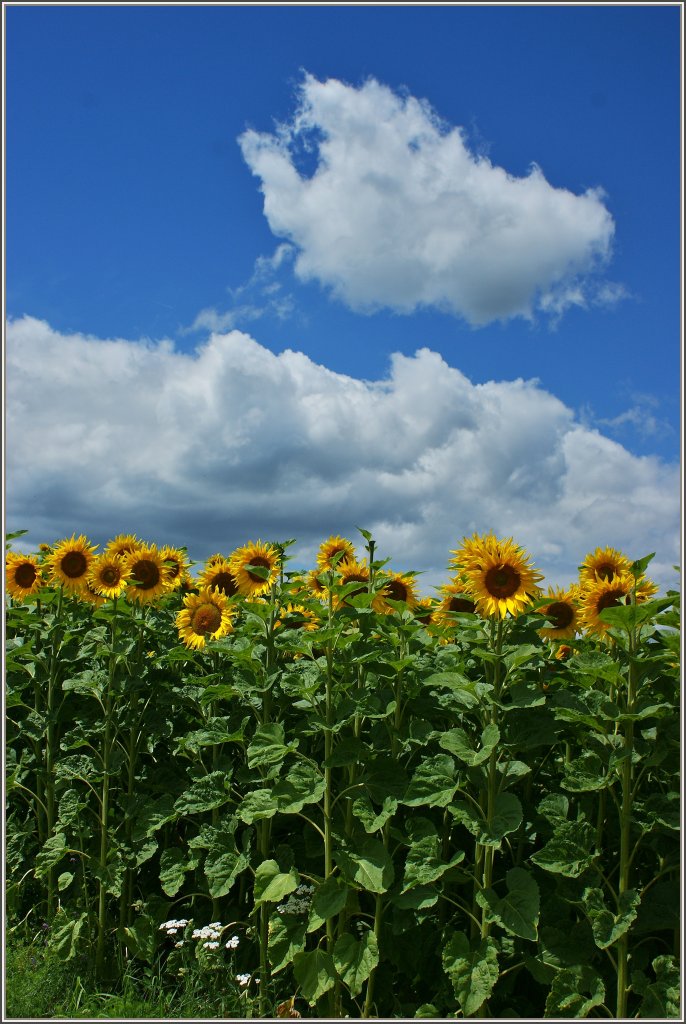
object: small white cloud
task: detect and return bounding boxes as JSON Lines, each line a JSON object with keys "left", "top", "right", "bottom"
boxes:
{"left": 5, "top": 316, "right": 679, "bottom": 594}
{"left": 239, "top": 74, "right": 617, "bottom": 327}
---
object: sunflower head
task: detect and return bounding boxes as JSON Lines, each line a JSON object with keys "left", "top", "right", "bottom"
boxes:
{"left": 414, "top": 597, "right": 437, "bottom": 625}
{"left": 461, "top": 534, "right": 543, "bottom": 619}
{"left": 433, "top": 582, "right": 477, "bottom": 625}
{"left": 580, "top": 572, "right": 659, "bottom": 637}
{"left": 123, "top": 544, "right": 172, "bottom": 604}
{"left": 316, "top": 536, "right": 357, "bottom": 573}
{"left": 106, "top": 534, "right": 143, "bottom": 558}
{"left": 176, "top": 588, "right": 236, "bottom": 650}
{"left": 88, "top": 554, "right": 131, "bottom": 600}
{"left": 159, "top": 546, "right": 190, "bottom": 590}
{"left": 198, "top": 558, "right": 240, "bottom": 597}
{"left": 537, "top": 585, "right": 581, "bottom": 640}
{"left": 48, "top": 535, "right": 99, "bottom": 593}
{"left": 380, "top": 571, "right": 420, "bottom": 610}
{"left": 229, "top": 541, "right": 281, "bottom": 597}
{"left": 275, "top": 602, "right": 321, "bottom": 632}
{"left": 6, "top": 552, "right": 44, "bottom": 601}
{"left": 79, "top": 580, "right": 107, "bottom": 607}
{"left": 449, "top": 532, "right": 497, "bottom": 574}
{"left": 579, "top": 546, "right": 632, "bottom": 586}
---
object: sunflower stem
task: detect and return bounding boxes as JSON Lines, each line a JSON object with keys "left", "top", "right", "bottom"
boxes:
{"left": 45, "top": 584, "right": 64, "bottom": 921}
{"left": 96, "top": 597, "right": 118, "bottom": 979}
{"left": 616, "top": 629, "right": 637, "bottom": 1019}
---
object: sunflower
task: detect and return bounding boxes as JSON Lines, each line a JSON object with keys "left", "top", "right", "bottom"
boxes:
{"left": 414, "top": 597, "right": 437, "bottom": 625}
{"left": 461, "top": 534, "right": 543, "bottom": 619}
{"left": 537, "top": 585, "right": 581, "bottom": 640}
{"left": 380, "top": 571, "right": 420, "bottom": 610}
{"left": 106, "top": 534, "right": 143, "bottom": 558}
{"left": 159, "top": 546, "right": 190, "bottom": 591}
{"left": 6, "top": 552, "right": 44, "bottom": 601}
{"left": 316, "top": 535, "right": 357, "bottom": 573}
{"left": 449, "top": 532, "right": 497, "bottom": 574}
{"left": 48, "top": 535, "right": 98, "bottom": 593}
{"left": 305, "top": 568, "right": 328, "bottom": 600}
{"left": 433, "top": 582, "right": 477, "bottom": 625}
{"left": 275, "top": 603, "right": 321, "bottom": 632}
{"left": 198, "top": 558, "right": 240, "bottom": 597}
{"left": 579, "top": 546, "right": 632, "bottom": 586}
{"left": 79, "top": 580, "right": 107, "bottom": 607}
{"left": 580, "top": 572, "right": 659, "bottom": 637}
{"left": 123, "top": 544, "right": 172, "bottom": 604}
{"left": 205, "top": 552, "right": 227, "bottom": 567}
{"left": 88, "top": 554, "right": 131, "bottom": 600}
{"left": 229, "top": 541, "right": 281, "bottom": 597}
{"left": 332, "top": 558, "right": 387, "bottom": 613}
{"left": 176, "top": 588, "right": 236, "bottom": 650}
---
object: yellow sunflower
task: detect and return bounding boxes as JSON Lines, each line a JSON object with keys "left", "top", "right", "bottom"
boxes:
{"left": 105, "top": 534, "right": 143, "bottom": 558}
{"left": 580, "top": 572, "right": 659, "bottom": 637}
{"left": 159, "top": 546, "right": 190, "bottom": 591}
{"left": 332, "top": 558, "right": 387, "bottom": 613}
{"left": 198, "top": 558, "right": 240, "bottom": 597}
{"left": 6, "top": 552, "right": 44, "bottom": 601}
{"left": 537, "top": 585, "right": 581, "bottom": 640}
{"left": 449, "top": 531, "right": 497, "bottom": 574}
{"left": 414, "top": 597, "right": 437, "bottom": 625}
{"left": 579, "top": 546, "right": 632, "bottom": 586}
{"left": 78, "top": 580, "right": 107, "bottom": 608}
{"left": 305, "top": 568, "right": 328, "bottom": 601}
{"left": 88, "top": 554, "right": 131, "bottom": 600}
{"left": 205, "top": 552, "right": 226, "bottom": 568}
{"left": 316, "top": 535, "right": 357, "bottom": 573}
{"left": 48, "top": 535, "right": 98, "bottom": 593}
{"left": 176, "top": 588, "right": 236, "bottom": 650}
{"left": 275, "top": 602, "right": 321, "bottom": 632}
{"left": 433, "top": 582, "right": 477, "bottom": 625}
{"left": 123, "top": 544, "right": 172, "bottom": 604}
{"left": 380, "top": 571, "right": 420, "bottom": 610}
{"left": 461, "top": 534, "right": 543, "bottom": 619}
{"left": 229, "top": 541, "right": 281, "bottom": 597}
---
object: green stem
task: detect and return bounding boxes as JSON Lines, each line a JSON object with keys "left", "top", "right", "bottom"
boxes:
{"left": 95, "top": 598, "right": 117, "bottom": 979}
{"left": 616, "top": 631, "right": 637, "bottom": 1019}
{"left": 45, "top": 585, "right": 64, "bottom": 920}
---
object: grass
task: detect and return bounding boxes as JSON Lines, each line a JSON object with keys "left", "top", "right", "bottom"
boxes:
{"left": 4, "top": 930, "right": 254, "bottom": 1019}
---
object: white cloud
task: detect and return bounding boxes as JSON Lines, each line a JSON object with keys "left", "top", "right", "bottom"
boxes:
{"left": 5, "top": 316, "right": 679, "bottom": 594}
{"left": 238, "top": 74, "right": 618, "bottom": 326}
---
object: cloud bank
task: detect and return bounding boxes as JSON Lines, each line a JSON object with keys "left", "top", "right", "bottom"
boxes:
{"left": 5, "top": 316, "right": 679, "bottom": 594}
{"left": 239, "top": 74, "right": 618, "bottom": 326}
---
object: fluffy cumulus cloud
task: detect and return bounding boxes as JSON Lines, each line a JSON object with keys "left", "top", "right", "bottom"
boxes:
{"left": 239, "top": 74, "right": 618, "bottom": 326}
{"left": 5, "top": 317, "right": 679, "bottom": 594}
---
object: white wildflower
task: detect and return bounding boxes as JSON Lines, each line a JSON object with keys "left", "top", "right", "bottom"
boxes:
{"left": 236, "top": 973, "right": 251, "bottom": 987}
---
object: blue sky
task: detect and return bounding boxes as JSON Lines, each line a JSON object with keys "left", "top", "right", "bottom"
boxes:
{"left": 4, "top": 3, "right": 682, "bottom": 593}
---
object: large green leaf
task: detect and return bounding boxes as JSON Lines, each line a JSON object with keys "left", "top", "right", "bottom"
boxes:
{"left": 583, "top": 887, "right": 641, "bottom": 949}
{"left": 247, "top": 723, "right": 298, "bottom": 768}
{"left": 49, "top": 911, "right": 88, "bottom": 961}
{"left": 402, "top": 754, "right": 458, "bottom": 808}
{"left": 333, "top": 932, "right": 379, "bottom": 997}
{"left": 450, "top": 793, "right": 523, "bottom": 847}
{"left": 204, "top": 845, "right": 249, "bottom": 899}
{"left": 253, "top": 859, "right": 300, "bottom": 907}
{"left": 237, "top": 789, "right": 279, "bottom": 824}
{"left": 292, "top": 948, "right": 337, "bottom": 1006}
{"left": 636, "top": 955, "right": 681, "bottom": 1018}
{"left": 561, "top": 751, "right": 609, "bottom": 792}
{"left": 442, "top": 932, "right": 499, "bottom": 1017}
{"left": 307, "top": 876, "right": 349, "bottom": 932}
{"left": 173, "top": 771, "right": 232, "bottom": 815}
{"left": 422, "top": 672, "right": 481, "bottom": 709}
{"left": 439, "top": 724, "right": 499, "bottom": 766}
{"left": 159, "top": 847, "right": 194, "bottom": 897}
{"left": 530, "top": 819, "right": 597, "bottom": 877}
{"left": 334, "top": 837, "right": 394, "bottom": 894}
{"left": 268, "top": 913, "right": 307, "bottom": 974}
{"left": 351, "top": 794, "right": 397, "bottom": 834}
{"left": 35, "top": 832, "right": 67, "bottom": 878}
{"left": 476, "top": 867, "right": 540, "bottom": 941}
{"left": 402, "top": 819, "right": 465, "bottom": 891}
{"left": 544, "top": 964, "right": 605, "bottom": 1017}
{"left": 272, "top": 762, "right": 325, "bottom": 813}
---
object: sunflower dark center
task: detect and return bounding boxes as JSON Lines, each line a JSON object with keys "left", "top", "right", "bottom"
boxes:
{"left": 16, "top": 563, "right": 38, "bottom": 587}
{"left": 448, "top": 597, "right": 476, "bottom": 613}
{"left": 484, "top": 565, "right": 521, "bottom": 599}
{"left": 385, "top": 580, "right": 409, "bottom": 602}
{"left": 133, "top": 559, "right": 160, "bottom": 590}
{"left": 597, "top": 589, "right": 629, "bottom": 612}
{"left": 191, "top": 603, "right": 222, "bottom": 634}
{"left": 167, "top": 560, "right": 181, "bottom": 579}
{"left": 596, "top": 562, "right": 617, "bottom": 581}
{"left": 210, "top": 570, "right": 238, "bottom": 596}
{"left": 544, "top": 601, "right": 574, "bottom": 629}
{"left": 101, "top": 566, "right": 120, "bottom": 586}
{"left": 61, "top": 551, "right": 88, "bottom": 578}
{"left": 247, "top": 556, "right": 272, "bottom": 583}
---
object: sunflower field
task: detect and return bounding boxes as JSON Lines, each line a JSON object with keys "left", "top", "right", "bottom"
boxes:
{"left": 4, "top": 528, "right": 681, "bottom": 1019}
